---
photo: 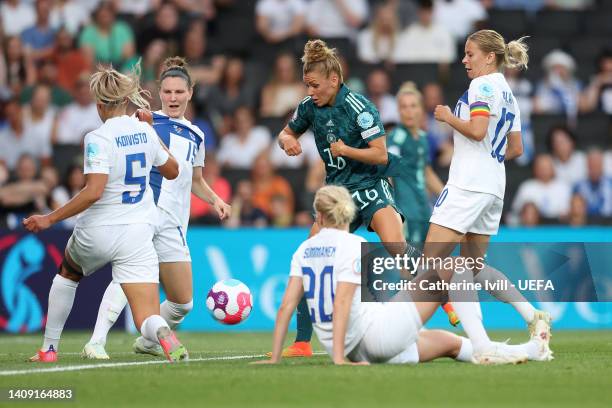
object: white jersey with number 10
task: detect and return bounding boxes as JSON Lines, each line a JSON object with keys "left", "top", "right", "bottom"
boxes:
{"left": 448, "top": 72, "right": 522, "bottom": 200}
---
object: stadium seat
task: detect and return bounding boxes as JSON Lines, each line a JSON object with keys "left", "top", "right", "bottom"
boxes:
{"left": 389, "top": 63, "right": 440, "bottom": 90}
{"left": 568, "top": 37, "right": 612, "bottom": 69}
{"left": 531, "top": 114, "right": 567, "bottom": 152}
{"left": 212, "top": 16, "right": 257, "bottom": 56}
{"left": 221, "top": 169, "right": 251, "bottom": 192}
{"left": 504, "top": 161, "right": 533, "bottom": 214}
{"left": 258, "top": 117, "right": 287, "bottom": 135}
{"left": 533, "top": 10, "right": 582, "bottom": 38}
{"left": 349, "top": 62, "right": 381, "bottom": 84}
{"left": 486, "top": 9, "right": 530, "bottom": 39}
{"left": 575, "top": 113, "right": 612, "bottom": 149}
{"left": 526, "top": 36, "right": 563, "bottom": 65}
{"left": 447, "top": 63, "right": 470, "bottom": 91}
{"left": 52, "top": 144, "right": 83, "bottom": 180}
{"left": 584, "top": 11, "right": 612, "bottom": 36}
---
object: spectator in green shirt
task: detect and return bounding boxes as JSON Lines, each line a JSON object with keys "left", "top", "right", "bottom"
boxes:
{"left": 78, "top": 1, "right": 136, "bottom": 69}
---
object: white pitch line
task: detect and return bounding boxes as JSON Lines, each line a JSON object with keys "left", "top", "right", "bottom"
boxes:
{"left": 0, "top": 352, "right": 328, "bottom": 377}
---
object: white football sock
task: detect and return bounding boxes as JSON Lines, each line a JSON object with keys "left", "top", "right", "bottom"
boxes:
{"left": 474, "top": 265, "right": 536, "bottom": 323}
{"left": 89, "top": 281, "right": 128, "bottom": 346}
{"left": 138, "top": 300, "right": 194, "bottom": 348}
{"left": 455, "top": 336, "right": 473, "bottom": 362}
{"left": 42, "top": 275, "right": 78, "bottom": 351}
{"left": 449, "top": 269, "right": 491, "bottom": 353}
{"left": 140, "top": 315, "right": 169, "bottom": 345}
{"left": 160, "top": 300, "right": 193, "bottom": 330}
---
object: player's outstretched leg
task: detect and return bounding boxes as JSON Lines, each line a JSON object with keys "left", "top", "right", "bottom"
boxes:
{"left": 83, "top": 281, "right": 128, "bottom": 360}
{"left": 473, "top": 263, "right": 552, "bottom": 338}
{"left": 30, "top": 263, "right": 81, "bottom": 363}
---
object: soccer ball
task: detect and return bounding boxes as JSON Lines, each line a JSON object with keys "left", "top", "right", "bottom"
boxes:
{"left": 206, "top": 279, "right": 253, "bottom": 325}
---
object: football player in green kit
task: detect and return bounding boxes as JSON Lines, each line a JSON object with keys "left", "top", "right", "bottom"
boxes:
{"left": 271, "top": 39, "right": 452, "bottom": 358}
{"left": 387, "top": 83, "right": 459, "bottom": 326}
{"left": 272, "top": 39, "right": 404, "bottom": 357}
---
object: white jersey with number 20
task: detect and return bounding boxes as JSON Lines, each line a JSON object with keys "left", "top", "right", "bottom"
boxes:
{"left": 289, "top": 228, "right": 374, "bottom": 356}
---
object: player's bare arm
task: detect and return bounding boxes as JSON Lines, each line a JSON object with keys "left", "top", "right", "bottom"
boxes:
{"left": 330, "top": 136, "right": 388, "bottom": 165}
{"left": 192, "top": 166, "right": 231, "bottom": 220}
{"left": 23, "top": 173, "right": 108, "bottom": 232}
{"left": 252, "top": 277, "right": 304, "bottom": 364}
{"left": 278, "top": 126, "right": 303, "bottom": 156}
{"left": 332, "top": 282, "right": 369, "bottom": 366}
{"left": 504, "top": 131, "right": 524, "bottom": 161}
{"left": 434, "top": 105, "right": 489, "bottom": 141}
{"left": 425, "top": 165, "right": 444, "bottom": 196}
{"left": 157, "top": 151, "right": 180, "bottom": 180}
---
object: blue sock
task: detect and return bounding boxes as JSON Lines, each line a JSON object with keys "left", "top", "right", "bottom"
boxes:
{"left": 295, "top": 296, "right": 313, "bottom": 342}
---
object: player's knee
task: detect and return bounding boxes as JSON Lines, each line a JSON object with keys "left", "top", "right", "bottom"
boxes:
{"left": 58, "top": 258, "right": 83, "bottom": 282}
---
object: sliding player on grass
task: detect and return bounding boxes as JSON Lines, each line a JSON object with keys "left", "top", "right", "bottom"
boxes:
{"left": 82, "top": 57, "right": 231, "bottom": 359}
{"left": 255, "top": 186, "right": 550, "bottom": 365}
{"left": 273, "top": 39, "right": 457, "bottom": 358}
{"left": 426, "top": 30, "right": 552, "bottom": 364}
{"left": 24, "top": 64, "right": 187, "bottom": 362}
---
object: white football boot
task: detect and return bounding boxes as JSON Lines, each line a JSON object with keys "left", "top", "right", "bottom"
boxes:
{"left": 529, "top": 319, "right": 554, "bottom": 361}
{"left": 82, "top": 342, "right": 110, "bottom": 360}
{"left": 472, "top": 344, "right": 528, "bottom": 365}
{"left": 133, "top": 336, "right": 165, "bottom": 357}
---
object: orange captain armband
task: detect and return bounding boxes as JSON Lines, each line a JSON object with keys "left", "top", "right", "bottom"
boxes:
{"left": 469, "top": 101, "right": 490, "bottom": 118}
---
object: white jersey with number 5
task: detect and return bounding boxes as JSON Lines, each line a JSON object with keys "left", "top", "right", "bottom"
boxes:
{"left": 76, "top": 115, "right": 169, "bottom": 228}
{"left": 449, "top": 72, "right": 521, "bottom": 199}
{"left": 289, "top": 228, "right": 374, "bottom": 356}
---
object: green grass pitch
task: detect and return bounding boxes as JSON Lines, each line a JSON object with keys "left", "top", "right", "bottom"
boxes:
{"left": 0, "top": 330, "right": 610, "bottom": 408}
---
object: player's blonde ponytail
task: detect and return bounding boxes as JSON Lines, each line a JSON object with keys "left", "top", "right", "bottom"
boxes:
{"left": 505, "top": 37, "right": 529, "bottom": 70}
{"left": 90, "top": 60, "right": 151, "bottom": 109}
{"left": 314, "top": 185, "right": 356, "bottom": 228}
{"left": 468, "top": 30, "right": 529, "bottom": 71}
{"left": 302, "top": 39, "right": 344, "bottom": 82}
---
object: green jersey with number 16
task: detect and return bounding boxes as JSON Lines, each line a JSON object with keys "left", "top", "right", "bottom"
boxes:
{"left": 288, "top": 84, "right": 386, "bottom": 191}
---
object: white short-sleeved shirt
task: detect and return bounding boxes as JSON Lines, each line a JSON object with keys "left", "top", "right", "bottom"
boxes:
{"left": 150, "top": 112, "right": 205, "bottom": 229}
{"left": 306, "top": 0, "right": 368, "bottom": 39}
{"left": 76, "top": 115, "right": 169, "bottom": 228}
{"left": 216, "top": 126, "right": 271, "bottom": 169}
{"left": 289, "top": 228, "right": 373, "bottom": 356}
{"left": 56, "top": 102, "right": 103, "bottom": 145}
{"left": 0, "top": 124, "right": 52, "bottom": 170}
{"left": 448, "top": 72, "right": 522, "bottom": 199}
{"left": 256, "top": 0, "right": 306, "bottom": 36}
{"left": 511, "top": 178, "right": 571, "bottom": 218}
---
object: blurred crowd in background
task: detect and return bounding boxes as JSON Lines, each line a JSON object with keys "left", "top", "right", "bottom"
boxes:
{"left": 0, "top": 0, "right": 610, "bottom": 230}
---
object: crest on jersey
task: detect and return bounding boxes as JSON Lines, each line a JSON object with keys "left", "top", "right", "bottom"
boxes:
{"left": 479, "top": 83, "right": 494, "bottom": 98}
{"left": 86, "top": 143, "right": 99, "bottom": 159}
{"left": 357, "top": 112, "right": 374, "bottom": 129}
{"left": 173, "top": 125, "right": 183, "bottom": 134}
{"left": 326, "top": 133, "right": 337, "bottom": 143}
